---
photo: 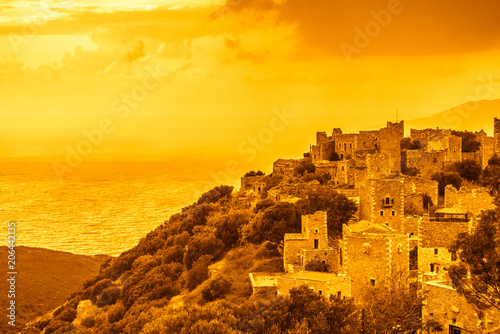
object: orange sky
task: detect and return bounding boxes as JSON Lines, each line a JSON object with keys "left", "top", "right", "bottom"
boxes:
{"left": 1, "top": 0, "right": 500, "bottom": 171}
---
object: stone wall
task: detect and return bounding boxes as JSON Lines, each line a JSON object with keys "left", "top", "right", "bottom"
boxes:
{"left": 316, "top": 131, "right": 328, "bottom": 145}
{"left": 283, "top": 234, "right": 307, "bottom": 271}
{"left": 273, "top": 158, "right": 304, "bottom": 177}
{"left": 284, "top": 212, "right": 337, "bottom": 273}
{"left": 333, "top": 133, "right": 358, "bottom": 160}
{"left": 418, "top": 219, "right": 471, "bottom": 249}
{"left": 461, "top": 152, "right": 478, "bottom": 163}
{"left": 240, "top": 175, "right": 266, "bottom": 191}
{"left": 367, "top": 178, "right": 405, "bottom": 232}
{"left": 301, "top": 248, "right": 340, "bottom": 274}
{"left": 309, "top": 121, "right": 403, "bottom": 181}
{"left": 310, "top": 145, "right": 321, "bottom": 162}
{"left": 495, "top": 117, "right": 500, "bottom": 156}
{"left": 403, "top": 176, "right": 439, "bottom": 209}
{"left": 419, "top": 247, "right": 456, "bottom": 279}
{"left": 423, "top": 281, "right": 500, "bottom": 333}
{"left": 481, "top": 135, "right": 495, "bottom": 169}
{"left": 444, "top": 185, "right": 496, "bottom": 216}
{"left": 323, "top": 160, "right": 351, "bottom": 186}
{"left": 277, "top": 273, "right": 352, "bottom": 299}
{"left": 447, "top": 134, "right": 463, "bottom": 162}
{"left": 378, "top": 121, "right": 404, "bottom": 173}
{"left": 404, "top": 150, "right": 447, "bottom": 177}
{"left": 366, "top": 153, "right": 394, "bottom": 179}
{"left": 402, "top": 217, "right": 420, "bottom": 237}
{"left": 358, "top": 130, "right": 379, "bottom": 151}
{"left": 314, "top": 161, "right": 337, "bottom": 180}
{"left": 343, "top": 230, "right": 409, "bottom": 301}
{"left": 410, "top": 128, "right": 452, "bottom": 151}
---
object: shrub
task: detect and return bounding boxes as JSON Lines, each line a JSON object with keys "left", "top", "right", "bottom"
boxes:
{"left": 295, "top": 160, "right": 316, "bottom": 176}
{"left": 261, "top": 174, "right": 284, "bottom": 198}
{"left": 201, "top": 275, "right": 233, "bottom": 302}
{"left": 107, "top": 302, "right": 127, "bottom": 324}
{"left": 197, "top": 186, "right": 234, "bottom": 205}
{"left": 214, "top": 211, "right": 249, "bottom": 249}
{"left": 298, "top": 188, "right": 357, "bottom": 238}
{"left": 96, "top": 286, "right": 121, "bottom": 307}
{"left": 431, "top": 172, "right": 462, "bottom": 195}
{"left": 400, "top": 138, "right": 421, "bottom": 150}
{"left": 244, "top": 170, "right": 265, "bottom": 177}
{"left": 162, "top": 245, "right": 185, "bottom": 264}
{"left": 56, "top": 307, "right": 77, "bottom": 322}
{"left": 246, "top": 202, "right": 302, "bottom": 244}
{"left": 81, "top": 314, "right": 96, "bottom": 328}
{"left": 451, "top": 130, "right": 481, "bottom": 152}
{"left": 451, "top": 160, "right": 482, "bottom": 182}
{"left": 328, "top": 152, "right": 341, "bottom": 161}
{"left": 254, "top": 198, "right": 276, "bottom": 213}
{"left": 187, "top": 255, "right": 213, "bottom": 291}
{"left": 44, "top": 320, "right": 72, "bottom": 334}
{"left": 183, "top": 234, "right": 224, "bottom": 270}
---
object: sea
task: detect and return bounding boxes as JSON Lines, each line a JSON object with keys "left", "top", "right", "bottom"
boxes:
{"left": 0, "top": 161, "right": 240, "bottom": 257}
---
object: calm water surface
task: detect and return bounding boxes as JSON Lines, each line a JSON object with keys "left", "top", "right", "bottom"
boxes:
{"left": 0, "top": 161, "right": 239, "bottom": 256}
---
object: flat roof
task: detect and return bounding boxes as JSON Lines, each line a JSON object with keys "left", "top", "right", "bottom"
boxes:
{"left": 281, "top": 271, "right": 347, "bottom": 282}
{"left": 347, "top": 220, "right": 395, "bottom": 234}
{"left": 285, "top": 233, "right": 307, "bottom": 240}
{"left": 435, "top": 207, "right": 468, "bottom": 214}
{"left": 423, "top": 280, "right": 456, "bottom": 291}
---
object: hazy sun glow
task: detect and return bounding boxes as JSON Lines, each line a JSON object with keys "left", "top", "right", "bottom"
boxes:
{"left": 1, "top": 0, "right": 500, "bottom": 170}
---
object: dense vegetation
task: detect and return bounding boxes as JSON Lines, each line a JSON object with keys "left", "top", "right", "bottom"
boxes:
{"left": 431, "top": 171, "right": 462, "bottom": 195}
{"left": 447, "top": 156, "right": 500, "bottom": 315}
{"left": 400, "top": 138, "right": 422, "bottom": 150}
{"left": 449, "top": 209, "right": 500, "bottom": 312}
{"left": 22, "top": 181, "right": 359, "bottom": 334}
{"left": 451, "top": 130, "right": 481, "bottom": 152}
{"left": 22, "top": 153, "right": 500, "bottom": 334}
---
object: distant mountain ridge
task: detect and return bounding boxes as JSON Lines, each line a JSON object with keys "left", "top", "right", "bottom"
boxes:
{"left": 405, "top": 99, "right": 500, "bottom": 135}
{"left": 366, "top": 99, "right": 500, "bottom": 135}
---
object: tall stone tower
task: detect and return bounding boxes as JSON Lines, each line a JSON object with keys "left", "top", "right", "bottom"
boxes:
{"left": 494, "top": 118, "right": 500, "bottom": 156}
{"left": 379, "top": 121, "right": 404, "bottom": 173}
{"left": 359, "top": 178, "right": 405, "bottom": 233}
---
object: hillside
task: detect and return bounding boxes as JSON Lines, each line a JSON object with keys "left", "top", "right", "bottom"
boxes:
{"left": 19, "top": 181, "right": 360, "bottom": 334}
{"left": 0, "top": 246, "right": 109, "bottom": 333}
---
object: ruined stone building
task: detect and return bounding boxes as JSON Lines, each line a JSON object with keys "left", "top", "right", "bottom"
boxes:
{"left": 463, "top": 129, "right": 495, "bottom": 169}
{"left": 283, "top": 211, "right": 340, "bottom": 274}
{"left": 444, "top": 184, "right": 496, "bottom": 216}
{"left": 342, "top": 220, "right": 410, "bottom": 300}
{"left": 270, "top": 119, "right": 499, "bottom": 192}
{"left": 495, "top": 117, "right": 500, "bottom": 157}
{"left": 272, "top": 158, "right": 305, "bottom": 177}
{"left": 310, "top": 121, "right": 404, "bottom": 186}
{"left": 418, "top": 208, "right": 471, "bottom": 281}
{"left": 251, "top": 211, "right": 351, "bottom": 299}
{"left": 240, "top": 173, "right": 266, "bottom": 193}
{"left": 252, "top": 119, "right": 500, "bottom": 333}
{"left": 423, "top": 280, "right": 500, "bottom": 333}
{"left": 401, "top": 128, "right": 462, "bottom": 177}
{"left": 413, "top": 207, "right": 500, "bottom": 333}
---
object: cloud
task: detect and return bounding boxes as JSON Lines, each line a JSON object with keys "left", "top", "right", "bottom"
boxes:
{"left": 123, "top": 40, "right": 146, "bottom": 62}
{"left": 213, "top": 0, "right": 500, "bottom": 58}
